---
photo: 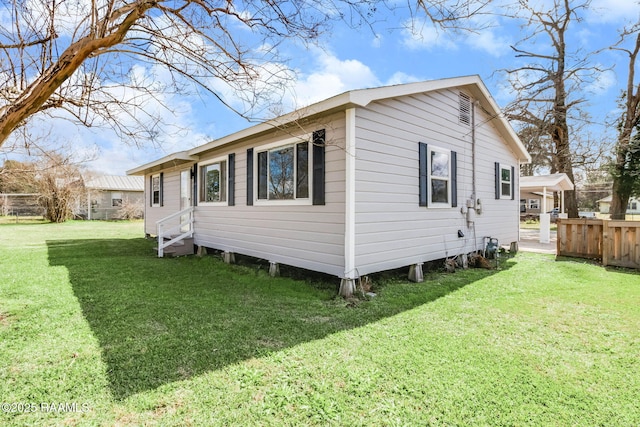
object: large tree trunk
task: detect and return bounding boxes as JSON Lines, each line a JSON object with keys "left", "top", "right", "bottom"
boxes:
{"left": 552, "top": 96, "right": 579, "bottom": 217}
{"left": 610, "top": 32, "right": 640, "bottom": 222}
{"left": 610, "top": 179, "right": 630, "bottom": 220}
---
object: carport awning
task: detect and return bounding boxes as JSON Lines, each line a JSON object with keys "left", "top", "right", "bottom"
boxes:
{"left": 520, "top": 174, "right": 574, "bottom": 245}
{"left": 520, "top": 173, "right": 574, "bottom": 193}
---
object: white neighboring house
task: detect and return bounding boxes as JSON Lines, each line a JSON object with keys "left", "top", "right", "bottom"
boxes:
{"left": 84, "top": 175, "right": 145, "bottom": 220}
{"left": 128, "top": 76, "right": 531, "bottom": 293}
{"left": 597, "top": 195, "right": 640, "bottom": 217}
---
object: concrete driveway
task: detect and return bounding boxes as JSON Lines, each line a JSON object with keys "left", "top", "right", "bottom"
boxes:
{"left": 518, "top": 228, "right": 557, "bottom": 254}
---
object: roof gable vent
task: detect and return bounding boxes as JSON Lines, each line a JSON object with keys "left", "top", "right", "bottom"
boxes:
{"left": 459, "top": 92, "right": 471, "bottom": 126}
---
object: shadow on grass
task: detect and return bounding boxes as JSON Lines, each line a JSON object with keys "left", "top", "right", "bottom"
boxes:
{"left": 47, "top": 237, "right": 508, "bottom": 400}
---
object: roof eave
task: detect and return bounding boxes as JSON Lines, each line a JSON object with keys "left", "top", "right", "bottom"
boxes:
{"left": 189, "top": 96, "right": 358, "bottom": 156}
{"left": 131, "top": 75, "right": 531, "bottom": 170}
{"left": 126, "top": 152, "right": 198, "bottom": 176}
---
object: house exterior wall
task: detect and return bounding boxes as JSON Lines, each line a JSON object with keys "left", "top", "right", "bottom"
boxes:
{"left": 352, "top": 88, "right": 521, "bottom": 275}
{"left": 146, "top": 113, "right": 347, "bottom": 276}
{"left": 599, "top": 197, "right": 640, "bottom": 215}
{"left": 141, "top": 85, "right": 525, "bottom": 279}
{"left": 89, "top": 190, "right": 144, "bottom": 220}
{"left": 519, "top": 191, "right": 553, "bottom": 214}
{"left": 144, "top": 167, "right": 184, "bottom": 234}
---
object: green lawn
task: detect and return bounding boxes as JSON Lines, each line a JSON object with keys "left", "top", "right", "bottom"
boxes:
{"left": 1, "top": 221, "right": 639, "bottom": 426}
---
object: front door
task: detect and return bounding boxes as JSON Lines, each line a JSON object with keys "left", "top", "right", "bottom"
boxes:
{"left": 180, "top": 169, "right": 192, "bottom": 232}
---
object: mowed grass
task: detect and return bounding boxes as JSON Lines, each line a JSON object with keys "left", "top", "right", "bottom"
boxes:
{"left": 1, "top": 221, "right": 639, "bottom": 426}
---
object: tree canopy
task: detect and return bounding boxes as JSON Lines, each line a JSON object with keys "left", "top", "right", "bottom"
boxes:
{"left": 0, "top": 0, "right": 395, "bottom": 147}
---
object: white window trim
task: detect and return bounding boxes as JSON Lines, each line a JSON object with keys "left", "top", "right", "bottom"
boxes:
{"left": 499, "top": 164, "right": 512, "bottom": 200}
{"left": 198, "top": 156, "right": 229, "bottom": 206}
{"left": 151, "top": 174, "right": 161, "bottom": 207}
{"left": 529, "top": 198, "right": 540, "bottom": 210}
{"left": 427, "top": 145, "right": 452, "bottom": 208}
{"left": 254, "top": 135, "right": 313, "bottom": 206}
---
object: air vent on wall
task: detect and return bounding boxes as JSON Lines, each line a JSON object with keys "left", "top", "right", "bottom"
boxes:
{"left": 459, "top": 92, "right": 471, "bottom": 126}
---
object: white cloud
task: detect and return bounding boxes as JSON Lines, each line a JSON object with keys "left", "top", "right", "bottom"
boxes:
{"left": 466, "top": 27, "right": 512, "bottom": 57}
{"left": 588, "top": 0, "right": 640, "bottom": 24}
{"left": 585, "top": 68, "right": 618, "bottom": 96}
{"left": 288, "top": 49, "right": 380, "bottom": 107}
{"left": 400, "top": 15, "right": 511, "bottom": 57}
{"left": 1, "top": 61, "right": 209, "bottom": 176}
{"left": 384, "top": 71, "right": 422, "bottom": 86}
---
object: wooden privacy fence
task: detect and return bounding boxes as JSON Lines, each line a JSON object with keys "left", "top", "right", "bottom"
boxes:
{"left": 557, "top": 219, "right": 640, "bottom": 269}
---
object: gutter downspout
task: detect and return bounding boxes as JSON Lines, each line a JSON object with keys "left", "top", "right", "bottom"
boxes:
{"left": 472, "top": 100, "right": 477, "bottom": 202}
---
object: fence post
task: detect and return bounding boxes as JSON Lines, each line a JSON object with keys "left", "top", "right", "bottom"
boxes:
{"left": 556, "top": 219, "right": 562, "bottom": 255}
{"left": 602, "top": 220, "right": 609, "bottom": 267}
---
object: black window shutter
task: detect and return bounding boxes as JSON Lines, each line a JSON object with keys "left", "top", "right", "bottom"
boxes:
{"left": 312, "top": 129, "right": 326, "bottom": 205}
{"left": 495, "top": 162, "right": 500, "bottom": 200}
{"left": 159, "top": 172, "right": 164, "bottom": 206}
{"left": 192, "top": 163, "right": 198, "bottom": 207}
{"left": 451, "top": 151, "right": 457, "bottom": 208}
{"left": 418, "top": 142, "right": 428, "bottom": 206}
{"left": 511, "top": 166, "right": 515, "bottom": 200}
{"left": 228, "top": 153, "right": 235, "bottom": 206}
{"left": 149, "top": 175, "right": 153, "bottom": 207}
{"left": 246, "top": 148, "right": 253, "bottom": 206}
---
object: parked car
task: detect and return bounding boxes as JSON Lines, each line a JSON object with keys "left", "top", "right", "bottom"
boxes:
{"left": 548, "top": 208, "right": 559, "bottom": 222}
{"left": 579, "top": 211, "right": 597, "bottom": 219}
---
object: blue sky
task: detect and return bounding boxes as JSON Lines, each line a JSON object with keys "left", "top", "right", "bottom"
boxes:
{"left": 3, "top": 0, "right": 639, "bottom": 176}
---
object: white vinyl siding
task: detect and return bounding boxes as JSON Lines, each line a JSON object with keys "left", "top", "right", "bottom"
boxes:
{"left": 141, "top": 87, "right": 522, "bottom": 280}
{"left": 192, "top": 116, "right": 346, "bottom": 276}
{"left": 144, "top": 169, "right": 183, "bottom": 236}
{"left": 353, "top": 89, "right": 519, "bottom": 275}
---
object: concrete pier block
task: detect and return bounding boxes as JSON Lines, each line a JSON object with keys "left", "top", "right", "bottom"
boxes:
{"left": 408, "top": 263, "right": 424, "bottom": 282}
{"left": 222, "top": 251, "right": 235, "bottom": 264}
{"left": 339, "top": 278, "right": 356, "bottom": 297}
{"left": 269, "top": 261, "right": 280, "bottom": 277}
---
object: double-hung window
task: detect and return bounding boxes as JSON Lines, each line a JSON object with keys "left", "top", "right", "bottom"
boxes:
{"left": 429, "top": 147, "right": 451, "bottom": 205}
{"left": 199, "top": 157, "right": 227, "bottom": 204}
{"left": 500, "top": 166, "right": 511, "bottom": 198}
{"left": 495, "top": 163, "right": 513, "bottom": 200}
{"left": 255, "top": 136, "right": 311, "bottom": 203}
{"left": 151, "top": 174, "right": 161, "bottom": 207}
{"left": 419, "top": 142, "right": 457, "bottom": 208}
{"left": 529, "top": 199, "right": 540, "bottom": 210}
